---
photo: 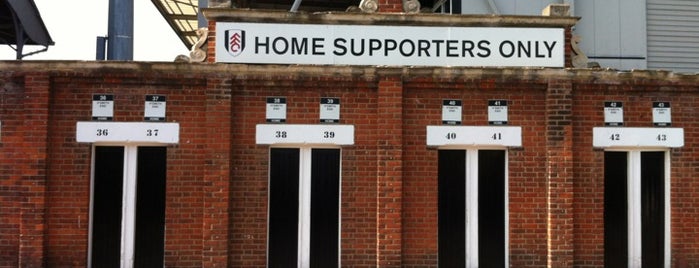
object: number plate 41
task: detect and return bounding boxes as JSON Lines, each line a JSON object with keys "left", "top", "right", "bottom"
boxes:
{"left": 427, "top": 126, "right": 522, "bottom": 147}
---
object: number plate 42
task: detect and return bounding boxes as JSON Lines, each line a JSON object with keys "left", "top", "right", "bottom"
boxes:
{"left": 593, "top": 127, "right": 684, "bottom": 148}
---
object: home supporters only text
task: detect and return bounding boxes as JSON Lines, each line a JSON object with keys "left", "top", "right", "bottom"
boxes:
{"left": 216, "top": 22, "right": 564, "bottom": 67}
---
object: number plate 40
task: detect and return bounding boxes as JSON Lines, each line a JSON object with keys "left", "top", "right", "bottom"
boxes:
{"left": 593, "top": 127, "right": 683, "bottom": 148}
{"left": 426, "top": 126, "right": 522, "bottom": 147}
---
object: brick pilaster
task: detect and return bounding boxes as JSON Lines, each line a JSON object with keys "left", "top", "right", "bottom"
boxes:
{"left": 18, "top": 73, "right": 50, "bottom": 267}
{"left": 378, "top": 0, "right": 403, "bottom": 12}
{"left": 376, "top": 75, "right": 403, "bottom": 267}
{"left": 545, "top": 79, "right": 574, "bottom": 267}
{"left": 207, "top": 20, "right": 217, "bottom": 63}
{"left": 202, "top": 77, "right": 231, "bottom": 267}
{"left": 564, "top": 26, "right": 573, "bottom": 68}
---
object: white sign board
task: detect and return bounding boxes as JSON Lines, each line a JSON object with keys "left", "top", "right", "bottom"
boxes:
{"left": 256, "top": 124, "right": 354, "bottom": 145}
{"left": 426, "top": 126, "right": 522, "bottom": 147}
{"left": 76, "top": 122, "right": 179, "bottom": 144}
{"left": 320, "top": 98, "right": 340, "bottom": 123}
{"left": 144, "top": 95, "right": 167, "bottom": 121}
{"left": 488, "top": 100, "right": 508, "bottom": 125}
{"left": 604, "top": 101, "right": 623, "bottom": 126}
{"left": 266, "top": 97, "right": 287, "bottom": 123}
{"left": 652, "top": 102, "right": 671, "bottom": 127}
{"left": 216, "top": 22, "right": 564, "bottom": 67}
{"left": 92, "top": 94, "right": 114, "bottom": 121}
{"left": 442, "top": 100, "right": 462, "bottom": 125}
{"left": 592, "top": 127, "right": 683, "bottom": 148}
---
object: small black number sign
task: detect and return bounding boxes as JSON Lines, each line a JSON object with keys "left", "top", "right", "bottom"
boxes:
{"left": 92, "top": 94, "right": 114, "bottom": 121}
{"left": 144, "top": 95, "right": 167, "bottom": 121}
{"left": 266, "top": 97, "right": 287, "bottom": 123}
{"left": 488, "top": 100, "right": 508, "bottom": 125}
{"left": 604, "top": 101, "right": 624, "bottom": 126}
{"left": 442, "top": 100, "right": 462, "bottom": 125}
{"left": 320, "top": 98, "right": 340, "bottom": 123}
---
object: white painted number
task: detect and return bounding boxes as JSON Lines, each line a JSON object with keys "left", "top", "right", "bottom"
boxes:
{"left": 146, "top": 129, "right": 159, "bottom": 137}
{"left": 610, "top": 134, "right": 620, "bottom": 141}
{"left": 492, "top": 133, "right": 502, "bottom": 140}
{"left": 275, "top": 131, "right": 287, "bottom": 138}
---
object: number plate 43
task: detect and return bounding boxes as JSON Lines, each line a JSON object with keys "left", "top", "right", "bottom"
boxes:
{"left": 593, "top": 127, "right": 683, "bottom": 148}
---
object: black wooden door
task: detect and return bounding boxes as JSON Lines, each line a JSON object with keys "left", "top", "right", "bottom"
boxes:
{"left": 310, "top": 149, "right": 340, "bottom": 268}
{"left": 478, "top": 150, "right": 505, "bottom": 268}
{"left": 438, "top": 150, "right": 466, "bottom": 267}
{"left": 641, "top": 151, "right": 664, "bottom": 268}
{"left": 91, "top": 146, "right": 125, "bottom": 268}
{"left": 604, "top": 151, "right": 628, "bottom": 268}
{"left": 268, "top": 148, "right": 300, "bottom": 267}
{"left": 134, "top": 147, "right": 167, "bottom": 268}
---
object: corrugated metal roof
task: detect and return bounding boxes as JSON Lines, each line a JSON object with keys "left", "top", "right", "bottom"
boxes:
{"left": 647, "top": 0, "right": 699, "bottom": 73}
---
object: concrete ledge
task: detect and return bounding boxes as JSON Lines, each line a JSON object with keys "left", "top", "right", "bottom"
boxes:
{"left": 203, "top": 8, "right": 580, "bottom": 28}
{"left": 1, "top": 61, "right": 699, "bottom": 85}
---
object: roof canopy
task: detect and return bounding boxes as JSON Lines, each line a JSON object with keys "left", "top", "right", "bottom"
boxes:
{"left": 150, "top": 0, "right": 370, "bottom": 49}
{"left": 151, "top": 0, "right": 199, "bottom": 49}
{"left": 0, "top": 0, "right": 53, "bottom": 59}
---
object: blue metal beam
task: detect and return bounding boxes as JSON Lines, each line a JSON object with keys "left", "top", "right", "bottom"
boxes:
{"left": 107, "top": 0, "right": 134, "bottom": 60}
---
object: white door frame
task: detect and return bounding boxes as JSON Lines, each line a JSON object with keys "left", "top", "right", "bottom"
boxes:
{"left": 88, "top": 144, "right": 166, "bottom": 268}
{"left": 606, "top": 149, "right": 671, "bottom": 268}
{"left": 266, "top": 146, "right": 342, "bottom": 268}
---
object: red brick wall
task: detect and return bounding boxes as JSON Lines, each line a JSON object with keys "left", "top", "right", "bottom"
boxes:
{"left": 0, "top": 68, "right": 231, "bottom": 267}
{"left": 0, "top": 72, "right": 50, "bottom": 267}
{"left": 378, "top": 0, "right": 403, "bottom": 12}
{"left": 44, "top": 72, "right": 217, "bottom": 266}
{"left": 572, "top": 80, "right": 699, "bottom": 267}
{"left": 401, "top": 74, "right": 550, "bottom": 267}
{"left": 0, "top": 73, "right": 27, "bottom": 267}
{"left": 228, "top": 71, "right": 381, "bottom": 267}
{"left": 3, "top": 63, "right": 699, "bottom": 267}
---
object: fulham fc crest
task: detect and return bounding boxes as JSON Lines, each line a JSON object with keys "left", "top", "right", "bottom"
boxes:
{"left": 224, "top": 29, "right": 245, "bottom": 57}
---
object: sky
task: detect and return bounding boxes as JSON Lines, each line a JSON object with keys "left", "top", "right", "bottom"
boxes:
{"left": 0, "top": 0, "right": 189, "bottom": 62}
